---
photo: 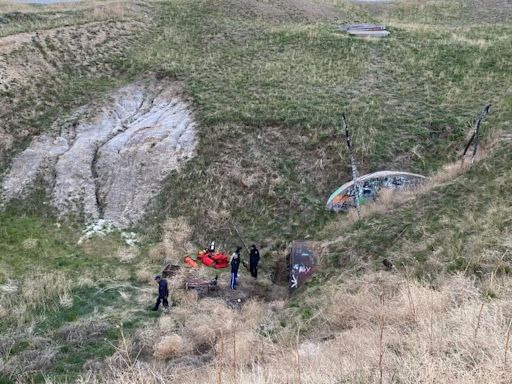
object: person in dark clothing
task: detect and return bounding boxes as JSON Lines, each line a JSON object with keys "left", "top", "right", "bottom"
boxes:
{"left": 152, "top": 275, "right": 169, "bottom": 311}
{"left": 230, "top": 247, "right": 241, "bottom": 289}
{"left": 249, "top": 244, "right": 260, "bottom": 279}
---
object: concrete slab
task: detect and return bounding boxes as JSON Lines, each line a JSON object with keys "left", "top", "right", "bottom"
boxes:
{"left": 347, "top": 29, "right": 390, "bottom": 37}
{"left": 340, "top": 23, "right": 391, "bottom": 38}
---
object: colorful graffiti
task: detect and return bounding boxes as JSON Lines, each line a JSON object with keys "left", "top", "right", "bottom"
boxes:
{"left": 289, "top": 241, "right": 321, "bottom": 291}
{"left": 327, "top": 171, "right": 426, "bottom": 212}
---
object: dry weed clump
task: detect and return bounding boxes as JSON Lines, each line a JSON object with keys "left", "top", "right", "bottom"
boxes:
{"left": 214, "top": 330, "right": 263, "bottom": 367}
{"left": 321, "top": 273, "right": 463, "bottom": 331}
{"left": 21, "top": 273, "right": 72, "bottom": 309}
{"left": 115, "top": 247, "right": 138, "bottom": 263}
{"left": 172, "top": 297, "right": 235, "bottom": 331}
{"left": 147, "top": 243, "right": 167, "bottom": 262}
{"left": 132, "top": 324, "right": 160, "bottom": 356}
{"left": 180, "top": 289, "right": 199, "bottom": 306}
{"left": 1, "top": 336, "right": 58, "bottom": 378}
{"left": 135, "top": 294, "right": 237, "bottom": 357}
{"left": 184, "top": 318, "right": 217, "bottom": 350}
{"left": 240, "top": 299, "right": 265, "bottom": 329}
{"left": 157, "top": 316, "right": 176, "bottom": 334}
{"left": 114, "top": 267, "right": 131, "bottom": 281}
{"left": 135, "top": 270, "right": 154, "bottom": 284}
{"left": 57, "top": 320, "right": 110, "bottom": 345}
{"left": 149, "top": 217, "right": 196, "bottom": 263}
{"left": 153, "top": 334, "right": 187, "bottom": 360}
{"left": 92, "top": 2, "right": 126, "bottom": 20}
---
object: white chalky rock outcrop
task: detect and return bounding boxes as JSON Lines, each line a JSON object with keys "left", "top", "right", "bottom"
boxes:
{"left": 1, "top": 79, "right": 197, "bottom": 228}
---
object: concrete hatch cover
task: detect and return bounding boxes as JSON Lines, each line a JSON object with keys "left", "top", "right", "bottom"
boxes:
{"left": 341, "top": 23, "right": 390, "bottom": 38}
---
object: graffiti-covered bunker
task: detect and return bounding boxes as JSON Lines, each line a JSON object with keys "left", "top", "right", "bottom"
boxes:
{"left": 327, "top": 171, "right": 426, "bottom": 212}
{"left": 289, "top": 241, "right": 322, "bottom": 292}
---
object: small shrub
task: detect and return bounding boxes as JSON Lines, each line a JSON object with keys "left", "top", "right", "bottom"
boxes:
{"left": 153, "top": 334, "right": 185, "bottom": 360}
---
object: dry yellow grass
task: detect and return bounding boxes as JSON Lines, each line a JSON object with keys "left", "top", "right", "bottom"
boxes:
{"left": 115, "top": 247, "right": 138, "bottom": 263}
{"left": 81, "top": 272, "right": 512, "bottom": 384}
{"left": 153, "top": 334, "right": 186, "bottom": 360}
{"left": 21, "top": 272, "right": 72, "bottom": 308}
{"left": 0, "top": 0, "right": 135, "bottom": 19}
{"left": 148, "top": 217, "right": 196, "bottom": 263}
{"left": 135, "top": 270, "right": 154, "bottom": 284}
{"left": 92, "top": 2, "right": 126, "bottom": 20}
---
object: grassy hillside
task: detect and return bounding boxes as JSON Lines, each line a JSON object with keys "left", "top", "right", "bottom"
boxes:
{"left": 0, "top": 0, "right": 511, "bottom": 382}
{"left": 128, "top": 0, "right": 512, "bottom": 244}
{"left": 323, "top": 142, "right": 512, "bottom": 279}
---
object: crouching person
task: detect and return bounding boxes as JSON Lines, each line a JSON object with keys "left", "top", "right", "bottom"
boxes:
{"left": 153, "top": 275, "right": 169, "bottom": 311}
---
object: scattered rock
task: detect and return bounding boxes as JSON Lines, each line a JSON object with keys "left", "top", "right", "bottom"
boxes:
{"left": 77, "top": 219, "right": 114, "bottom": 244}
{"left": 22, "top": 238, "right": 38, "bottom": 250}
{"left": 0, "top": 279, "right": 18, "bottom": 294}
{"left": 77, "top": 219, "right": 139, "bottom": 246}
{"left": 121, "top": 231, "right": 138, "bottom": 247}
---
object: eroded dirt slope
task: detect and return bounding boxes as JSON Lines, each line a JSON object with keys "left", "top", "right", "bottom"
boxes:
{"left": 2, "top": 78, "right": 197, "bottom": 228}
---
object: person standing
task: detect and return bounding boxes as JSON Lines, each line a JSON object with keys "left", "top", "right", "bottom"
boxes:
{"left": 230, "top": 247, "right": 241, "bottom": 290}
{"left": 152, "top": 275, "right": 169, "bottom": 311}
{"left": 249, "top": 244, "right": 260, "bottom": 279}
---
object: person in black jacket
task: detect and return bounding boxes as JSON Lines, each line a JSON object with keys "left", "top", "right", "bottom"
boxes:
{"left": 249, "top": 244, "right": 260, "bottom": 279}
{"left": 230, "top": 247, "right": 241, "bottom": 290}
{"left": 152, "top": 275, "right": 169, "bottom": 311}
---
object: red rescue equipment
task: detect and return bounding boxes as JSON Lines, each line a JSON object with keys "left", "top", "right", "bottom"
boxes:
{"left": 184, "top": 256, "right": 198, "bottom": 268}
{"left": 201, "top": 255, "right": 215, "bottom": 267}
{"left": 211, "top": 252, "right": 228, "bottom": 263}
{"left": 188, "top": 249, "right": 230, "bottom": 269}
{"left": 213, "top": 261, "right": 229, "bottom": 269}
{"left": 197, "top": 250, "right": 207, "bottom": 260}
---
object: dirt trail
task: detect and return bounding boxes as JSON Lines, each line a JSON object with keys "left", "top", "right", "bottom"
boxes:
{"left": 1, "top": 78, "right": 197, "bottom": 228}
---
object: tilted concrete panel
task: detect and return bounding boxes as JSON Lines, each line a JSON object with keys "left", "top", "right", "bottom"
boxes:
{"left": 327, "top": 171, "right": 426, "bottom": 212}
{"left": 289, "top": 241, "right": 322, "bottom": 292}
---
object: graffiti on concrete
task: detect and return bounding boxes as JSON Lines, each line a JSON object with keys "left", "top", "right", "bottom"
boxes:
{"left": 327, "top": 171, "right": 426, "bottom": 212}
{"left": 289, "top": 241, "right": 321, "bottom": 291}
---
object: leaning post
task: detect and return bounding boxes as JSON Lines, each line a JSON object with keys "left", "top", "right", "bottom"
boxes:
{"left": 341, "top": 113, "right": 361, "bottom": 219}
{"left": 461, "top": 104, "right": 491, "bottom": 167}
